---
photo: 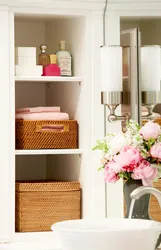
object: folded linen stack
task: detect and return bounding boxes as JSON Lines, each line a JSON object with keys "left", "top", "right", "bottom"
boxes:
{"left": 16, "top": 106, "right": 69, "bottom": 120}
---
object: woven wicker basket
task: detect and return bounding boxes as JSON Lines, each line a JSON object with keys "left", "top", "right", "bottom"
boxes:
{"left": 154, "top": 118, "right": 161, "bottom": 126}
{"left": 149, "top": 180, "right": 161, "bottom": 222}
{"left": 16, "top": 180, "right": 81, "bottom": 232}
{"left": 16, "top": 119, "right": 78, "bottom": 149}
{"left": 146, "top": 118, "right": 161, "bottom": 221}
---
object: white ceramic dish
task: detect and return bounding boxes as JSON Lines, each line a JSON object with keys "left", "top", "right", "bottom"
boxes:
{"left": 51, "top": 218, "right": 161, "bottom": 250}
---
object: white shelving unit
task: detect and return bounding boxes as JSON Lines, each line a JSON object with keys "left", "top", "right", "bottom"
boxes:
{"left": 13, "top": 13, "right": 88, "bottom": 244}
{"left": 15, "top": 76, "right": 82, "bottom": 83}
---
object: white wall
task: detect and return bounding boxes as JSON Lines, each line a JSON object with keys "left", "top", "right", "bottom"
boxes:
{"left": 121, "top": 18, "right": 161, "bottom": 45}
{"left": 109, "top": 0, "right": 161, "bottom": 2}
{"left": 15, "top": 19, "right": 46, "bottom": 63}
{"left": 1, "top": 0, "right": 161, "bottom": 4}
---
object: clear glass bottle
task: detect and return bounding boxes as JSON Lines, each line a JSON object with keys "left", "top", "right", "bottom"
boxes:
{"left": 39, "top": 45, "right": 50, "bottom": 67}
{"left": 56, "top": 41, "right": 72, "bottom": 76}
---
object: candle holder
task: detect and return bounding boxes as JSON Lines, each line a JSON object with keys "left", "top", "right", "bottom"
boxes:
{"left": 101, "top": 37, "right": 161, "bottom": 124}
{"left": 142, "top": 91, "right": 161, "bottom": 120}
{"left": 101, "top": 91, "right": 123, "bottom": 105}
{"left": 142, "top": 91, "right": 161, "bottom": 105}
{"left": 102, "top": 90, "right": 161, "bottom": 123}
{"left": 101, "top": 91, "right": 130, "bottom": 122}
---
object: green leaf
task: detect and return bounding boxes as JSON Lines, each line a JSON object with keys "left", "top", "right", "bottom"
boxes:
{"left": 118, "top": 172, "right": 131, "bottom": 180}
{"left": 92, "top": 139, "right": 108, "bottom": 152}
{"left": 98, "top": 166, "right": 104, "bottom": 171}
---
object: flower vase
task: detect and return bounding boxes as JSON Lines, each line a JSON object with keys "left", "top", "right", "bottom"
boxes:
{"left": 124, "top": 179, "right": 161, "bottom": 248}
{"left": 124, "top": 179, "right": 150, "bottom": 219}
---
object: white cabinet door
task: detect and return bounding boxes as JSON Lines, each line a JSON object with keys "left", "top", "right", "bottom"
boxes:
{"left": 0, "top": 9, "right": 15, "bottom": 243}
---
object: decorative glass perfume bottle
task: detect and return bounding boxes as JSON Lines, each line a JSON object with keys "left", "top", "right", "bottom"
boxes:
{"left": 39, "top": 45, "right": 50, "bottom": 67}
{"left": 42, "top": 55, "right": 60, "bottom": 76}
{"left": 56, "top": 41, "right": 72, "bottom": 76}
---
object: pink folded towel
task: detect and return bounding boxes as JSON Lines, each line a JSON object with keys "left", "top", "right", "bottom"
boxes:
{"left": 16, "top": 112, "right": 69, "bottom": 121}
{"left": 16, "top": 106, "right": 60, "bottom": 114}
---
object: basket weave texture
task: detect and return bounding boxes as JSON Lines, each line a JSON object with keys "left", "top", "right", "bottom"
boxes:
{"left": 149, "top": 180, "right": 161, "bottom": 222}
{"left": 16, "top": 180, "right": 81, "bottom": 232}
{"left": 148, "top": 118, "right": 161, "bottom": 221}
{"left": 16, "top": 119, "right": 78, "bottom": 149}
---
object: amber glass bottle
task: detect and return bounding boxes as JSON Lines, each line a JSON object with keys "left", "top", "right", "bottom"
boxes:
{"left": 39, "top": 45, "right": 50, "bottom": 67}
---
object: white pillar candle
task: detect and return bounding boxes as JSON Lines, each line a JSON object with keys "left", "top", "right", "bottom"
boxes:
{"left": 101, "top": 46, "right": 122, "bottom": 92}
{"left": 15, "top": 47, "right": 36, "bottom": 57}
{"left": 141, "top": 46, "right": 160, "bottom": 91}
{"left": 16, "top": 56, "right": 36, "bottom": 66}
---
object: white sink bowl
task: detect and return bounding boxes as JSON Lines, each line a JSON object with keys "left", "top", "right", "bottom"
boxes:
{"left": 51, "top": 218, "right": 161, "bottom": 250}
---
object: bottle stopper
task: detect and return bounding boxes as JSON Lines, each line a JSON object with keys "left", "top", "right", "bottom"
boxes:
{"left": 40, "top": 45, "right": 47, "bottom": 54}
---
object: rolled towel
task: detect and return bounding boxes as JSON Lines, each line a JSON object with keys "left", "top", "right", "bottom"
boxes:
{"left": 16, "top": 112, "right": 69, "bottom": 121}
{"left": 16, "top": 106, "right": 60, "bottom": 114}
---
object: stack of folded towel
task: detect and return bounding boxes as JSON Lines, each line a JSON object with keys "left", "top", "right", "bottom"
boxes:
{"left": 16, "top": 106, "right": 69, "bottom": 120}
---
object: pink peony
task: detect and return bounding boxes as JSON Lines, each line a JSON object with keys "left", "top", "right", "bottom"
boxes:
{"left": 104, "top": 168, "right": 119, "bottom": 183}
{"left": 104, "top": 162, "right": 120, "bottom": 183}
{"left": 132, "top": 160, "right": 158, "bottom": 186}
{"left": 150, "top": 142, "right": 161, "bottom": 160}
{"left": 140, "top": 121, "right": 160, "bottom": 141}
{"left": 105, "top": 161, "right": 121, "bottom": 174}
{"left": 114, "top": 146, "right": 141, "bottom": 172}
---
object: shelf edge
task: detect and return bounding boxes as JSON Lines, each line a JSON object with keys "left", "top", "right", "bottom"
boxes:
{"left": 15, "top": 149, "right": 83, "bottom": 155}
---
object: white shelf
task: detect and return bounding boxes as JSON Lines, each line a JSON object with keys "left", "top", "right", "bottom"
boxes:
{"left": 10, "top": 231, "right": 61, "bottom": 249}
{"left": 15, "top": 149, "right": 83, "bottom": 155}
{"left": 1, "top": 242, "right": 60, "bottom": 250}
{"left": 15, "top": 76, "right": 82, "bottom": 83}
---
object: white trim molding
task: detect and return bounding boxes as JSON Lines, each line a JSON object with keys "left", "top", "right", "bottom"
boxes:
{"left": 1, "top": 1, "right": 161, "bottom": 15}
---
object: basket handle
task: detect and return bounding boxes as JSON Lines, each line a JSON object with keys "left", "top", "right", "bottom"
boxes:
{"left": 36, "top": 124, "right": 69, "bottom": 133}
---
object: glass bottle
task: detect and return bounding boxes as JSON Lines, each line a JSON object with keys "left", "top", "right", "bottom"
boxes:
{"left": 56, "top": 41, "right": 72, "bottom": 76}
{"left": 39, "top": 45, "right": 50, "bottom": 67}
{"left": 42, "top": 55, "right": 60, "bottom": 76}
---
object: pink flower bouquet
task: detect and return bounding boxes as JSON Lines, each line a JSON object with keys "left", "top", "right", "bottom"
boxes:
{"left": 93, "top": 120, "right": 161, "bottom": 186}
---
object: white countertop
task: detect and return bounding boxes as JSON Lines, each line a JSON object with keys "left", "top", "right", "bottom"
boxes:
{"left": 0, "top": 242, "right": 160, "bottom": 250}
{"left": 0, "top": 242, "right": 61, "bottom": 250}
